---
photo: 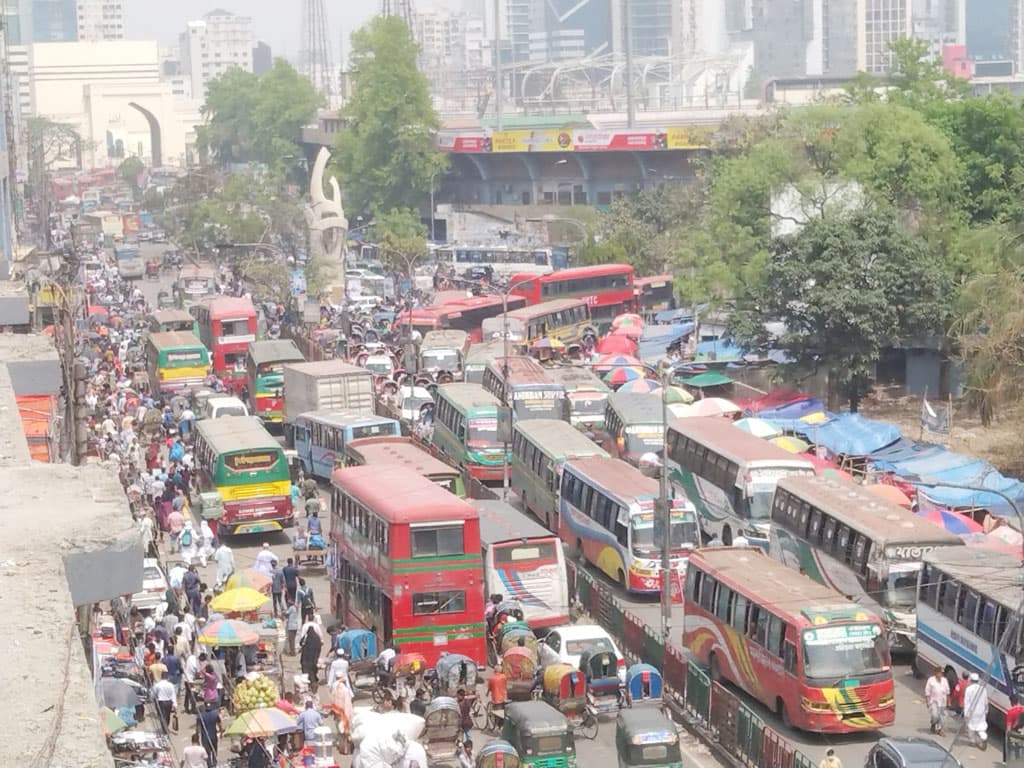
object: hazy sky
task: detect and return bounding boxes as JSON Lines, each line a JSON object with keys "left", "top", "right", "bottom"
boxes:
{"left": 125, "top": 0, "right": 462, "bottom": 62}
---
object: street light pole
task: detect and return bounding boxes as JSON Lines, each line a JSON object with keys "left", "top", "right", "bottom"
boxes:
{"left": 429, "top": 172, "right": 438, "bottom": 243}
{"left": 494, "top": 0, "right": 503, "bottom": 130}
{"left": 658, "top": 361, "right": 673, "bottom": 642}
{"left": 495, "top": 276, "right": 536, "bottom": 496}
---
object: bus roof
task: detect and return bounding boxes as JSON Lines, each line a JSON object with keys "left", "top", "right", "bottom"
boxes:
{"left": 607, "top": 392, "right": 664, "bottom": 424}
{"left": 444, "top": 295, "right": 514, "bottom": 310}
{"left": 691, "top": 547, "right": 864, "bottom": 616}
{"left": 283, "top": 359, "right": 368, "bottom": 377}
{"left": 436, "top": 382, "right": 501, "bottom": 409}
{"left": 200, "top": 296, "right": 255, "bottom": 318}
{"left": 563, "top": 456, "right": 660, "bottom": 500}
{"left": 473, "top": 499, "right": 557, "bottom": 546}
{"left": 922, "top": 547, "right": 1022, "bottom": 609}
{"left": 466, "top": 340, "right": 507, "bottom": 361}
{"left": 195, "top": 415, "right": 282, "bottom": 455}
{"left": 514, "top": 419, "right": 609, "bottom": 460}
{"left": 502, "top": 298, "right": 587, "bottom": 320}
{"left": 295, "top": 409, "right": 393, "bottom": 428}
{"left": 544, "top": 366, "right": 609, "bottom": 392}
{"left": 247, "top": 339, "right": 304, "bottom": 366}
{"left": 511, "top": 264, "right": 633, "bottom": 284}
{"left": 150, "top": 309, "right": 193, "bottom": 324}
{"left": 179, "top": 265, "right": 216, "bottom": 278}
{"left": 634, "top": 274, "right": 673, "bottom": 287}
{"left": 421, "top": 330, "right": 468, "bottom": 349}
{"left": 490, "top": 356, "right": 557, "bottom": 385}
{"left": 776, "top": 475, "right": 964, "bottom": 548}
{"left": 332, "top": 464, "right": 478, "bottom": 524}
{"left": 148, "top": 330, "right": 206, "bottom": 350}
{"left": 345, "top": 436, "right": 457, "bottom": 476}
{"left": 669, "top": 417, "right": 817, "bottom": 467}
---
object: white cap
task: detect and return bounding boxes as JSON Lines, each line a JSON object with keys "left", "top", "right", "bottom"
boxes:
{"left": 262, "top": 542, "right": 269, "bottom": 549}
{"left": 969, "top": 672, "right": 980, "bottom": 682}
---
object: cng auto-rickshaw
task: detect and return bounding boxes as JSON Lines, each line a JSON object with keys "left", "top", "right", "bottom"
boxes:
{"left": 501, "top": 701, "right": 576, "bottom": 768}
{"left": 614, "top": 709, "right": 682, "bottom": 768}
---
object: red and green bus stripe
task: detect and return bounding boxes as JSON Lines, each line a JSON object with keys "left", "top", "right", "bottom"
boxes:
{"left": 393, "top": 623, "right": 487, "bottom": 643}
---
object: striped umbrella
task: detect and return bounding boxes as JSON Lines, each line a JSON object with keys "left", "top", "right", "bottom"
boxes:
{"left": 618, "top": 378, "right": 662, "bottom": 394}
{"left": 594, "top": 354, "right": 642, "bottom": 373}
{"left": 226, "top": 568, "right": 272, "bottom": 593}
{"left": 224, "top": 707, "right": 298, "bottom": 738}
{"left": 604, "top": 366, "right": 648, "bottom": 387}
{"left": 770, "top": 435, "right": 811, "bottom": 454}
{"left": 197, "top": 619, "right": 260, "bottom": 647}
{"left": 734, "top": 417, "right": 782, "bottom": 439}
{"left": 210, "top": 587, "right": 270, "bottom": 614}
{"left": 612, "top": 313, "right": 645, "bottom": 329}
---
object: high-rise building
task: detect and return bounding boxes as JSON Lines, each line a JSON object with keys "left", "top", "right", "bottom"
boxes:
{"left": 2, "top": 0, "right": 33, "bottom": 45}
{"left": 857, "top": 0, "right": 912, "bottom": 73}
{"left": 179, "top": 9, "right": 254, "bottom": 102}
{"left": 32, "top": 0, "right": 77, "bottom": 42}
{"left": 76, "top": 0, "right": 126, "bottom": 41}
{"left": 252, "top": 40, "right": 272, "bottom": 75}
{"left": 625, "top": 0, "right": 678, "bottom": 57}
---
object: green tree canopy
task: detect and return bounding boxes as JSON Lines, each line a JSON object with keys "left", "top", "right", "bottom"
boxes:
{"left": 199, "top": 59, "right": 319, "bottom": 172}
{"left": 334, "top": 16, "right": 448, "bottom": 214}
{"left": 729, "top": 209, "right": 953, "bottom": 411}
{"left": 370, "top": 207, "right": 428, "bottom": 274}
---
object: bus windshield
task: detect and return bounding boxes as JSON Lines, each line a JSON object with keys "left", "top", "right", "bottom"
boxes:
{"left": 467, "top": 418, "right": 500, "bottom": 448}
{"left": 625, "top": 425, "right": 663, "bottom": 455}
{"left": 422, "top": 349, "right": 460, "bottom": 370}
{"left": 801, "top": 624, "right": 888, "bottom": 682}
{"left": 630, "top": 515, "right": 699, "bottom": 556}
{"left": 884, "top": 563, "right": 921, "bottom": 610}
{"left": 570, "top": 392, "right": 607, "bottom": 416}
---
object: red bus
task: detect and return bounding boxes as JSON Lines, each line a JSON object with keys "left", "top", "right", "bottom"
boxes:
{"left": 510, "top": 265, "right": 634, "bottom": 321}
{"left": 683, "top": 547, "right": 895, "bottom": 733}
{"left": 328, "top": 464, "right": 487, "bottom": 664}
{"left": 192, "top": 297, "right": 258, "bottom": 391}
{"left": 394, "top": 307, "right": 445, "bottom": 337}
{"left": 634, "top": 274, "right": 676, "bottom": 315}
{"left": 438, "top": 295, "right": 527, "bottom": 341}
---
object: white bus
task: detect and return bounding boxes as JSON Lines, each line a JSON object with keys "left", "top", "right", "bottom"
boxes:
{"left": 436, "top": 244, "right": 556, "bottom": 277}
{"left": 473, "top": 499, "right": 569, "bottom": 631}
{"left": 769, "top": 475, "right": 964, "bottom": 653}
{"left": 665, "top": 417, "right": 815, "bottom": 549}
{"left": 916, "top": 547, "right": 1023, "bottom": 715}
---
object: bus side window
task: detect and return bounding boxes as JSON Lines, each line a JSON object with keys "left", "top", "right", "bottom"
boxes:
{"left": 958, "top": 589, "right": 980, "bottom": 631}
{"left": 938, "top": 576, "right": 959, "bottom": 619}
{"left": 715, "top": 585, "right": 732, "bottom": 622}
{"left": 686, "top": 568, "right": 702, "bottom": 603}
{"left": 808, "top": 510, "right": 823, "bottom": 541}
{"left": 836, "top": 525, "right": 852, "bottom": 561}
{"left": 784, "top": 642, "right": 798, "bottom": 675}
{"left": 699, "top": 576, "right": 717, "bottom": 613}
{"left": 978, "top": 601, "right": 1000, "bottom": 642}
{"left": 822, "top": 517, "right": 837, "bottom": 549}
{"left": 767, "top": 615, "right": 784, "bottom": 657}
{"left": 731, "top": 594, "right": 748, "bottom": 634}
{"left": 852, "top": 533, "right": 870, "bottom": 574}
{"left": 921, "top": 564, "right": 939, "bottom": 608}
{"left": 614, "top": 508, "right": 628, "bottom": 546}
{"left": 746, "top": 605, "right": 760, "bottom": 640}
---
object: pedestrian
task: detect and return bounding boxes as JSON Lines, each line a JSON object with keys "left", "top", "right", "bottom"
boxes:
{"left": 327, "top": 649, "right": 350, "bottom": 693}
{"left": 457, "top": 739, "right": 473, "bottom": 768}
{"left": 299, "top": 617, "right": 323, "bottom": 690}
{"left": 167, "top": 507, "right": 185, "bottom": 552}
{"left": 152, "top": 675, "right": 176, "bottom": 733}
{"left": 818, "top": 748, "right": 842, "bottom": 768}
{"left": 925, "top": 666, "right": 949, "bottom": 735}
{"left": 164, "top": 647, "right": 183, "bottom": 700}
{"left": 183, "top": 650, "right": 201, "bottom": 714}
{"left": 201, "top": 663, "right": 220, "bottom": 706}
{"left": 297, "top": 577, "right": 315, "bottom": 615}
{"left": 213, "top": 540, "right": 234, "bottom": 591}
{"left": 180, "top": 520, "right": 198, "bottom": 565}
{"left": 199, "top": 520, "right": 215, "bottom": 566}
{"left": 456, "top": 688, "right": 473, "bottom": 742}
{"left": 270, "top": 560, "right": 284, "bottom": 617}
{"left": 196, "top": 700, "right": 222, "bottom": 768}
{"left": 285, "top": 599, "right": 300, "bottom": 655}
{"left": 182, "top": 733, "right": 208, "bottom": 768}
{"left": 295, "top": 700, "right": 324, "bottom": 750}
{"left": 148, "top": 652, "right": 167, "bottom": 682}
{"left": 282, "top": 557, "right": 299, "bottom": 602}
{"left": 183, "top": 564, "right": 202, "bottom": 615}
{"left": 963, "top": 672, "right": 990, "bottom": 749}
{"left": 952, "top": 670, "right": 969, "bottom": 715}
{"left": 254, "top": 542, "right": 277, "bottom": 577}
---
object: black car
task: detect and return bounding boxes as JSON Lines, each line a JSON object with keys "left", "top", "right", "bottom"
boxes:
{"left": 866, "top": 738, "right": 963, "bottom": 768}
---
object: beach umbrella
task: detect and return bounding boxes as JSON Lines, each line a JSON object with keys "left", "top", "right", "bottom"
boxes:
{"left": 612, "top": 313, "right": 645, "bottom": 330}
{"left": 594, "top": 335, "right": 637, "bottom": 355}
{"left": 734, "top": 417, "right": 782, "bottom": 439}
{"left": 530, "top": 337, "right": 565, "bottom": 352}
{"left": 594, "top": 354, "right": 641, "bottom": 373}
{"left": 805, "top": 453, "right": 853, "bottom": 481}
{"left": 618, "top": 379, "right": 662, "bottom": 394}
{"left": 224, "top": 707, "right": 298, "bottom": 738}
{"left": 865, "top": 483, "right": 913, "bottom": 509}
{"left": 770, "top": 435, "right": 811, "bottom": 454}
{"left": 687, "top": 397, "right": 741, "bottom": 418}
{"left": 604, "top": 367, "right": 647, "bottom": 387}
{"left": 664, "top": 386, "right": 695, "bottom": 405}
{"left": 611, "top": 323, "right": 644, "bottom": 339}
{"left": 225, "top": 568, "right": 272, "bottom": 593}
{"left": 100, "top": 707, "right": 129, "bottom": 736}
{"left": 197, "top": 619, "right": 260, "bottom": 647}
{"left": 210, "top": 587, "right": 270, "bottom": 614}
{"left": 917, "top": 508, "right": 984, "bottom": 536}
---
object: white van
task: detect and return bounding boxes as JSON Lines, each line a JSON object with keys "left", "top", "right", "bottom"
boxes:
{"left": 203, "top": 396, "right": 249, "bottom": 420}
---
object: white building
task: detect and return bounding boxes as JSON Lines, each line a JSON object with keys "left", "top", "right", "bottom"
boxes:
{"left": 30, "top": 40, "right": 203, "bottom": 168}
{"left": 857, "top": 0, "right": 913, "bottom": 73}
{"left": 179, "top": 8, "right": 254, "bottom": 103}
{"left": 76, "top": 0, "right": 126, "bottom": 41}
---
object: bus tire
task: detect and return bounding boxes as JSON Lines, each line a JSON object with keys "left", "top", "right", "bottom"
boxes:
{"left": 574, "top": 539, "right": 584, "bottom": 560}
{"left": 776, "top": 697, "right": 793, "bottom": 729}
{"left": 722, "top": 527, "right": 733, "bottom": 546}
{"left": 617, "top": 569, "right": 626, "bottom": 590}
{"left": 910, "top": 654, "right": 925, "bottom": 679}
{"left": 708, "top": 653, "right": 721, "bottom": 683}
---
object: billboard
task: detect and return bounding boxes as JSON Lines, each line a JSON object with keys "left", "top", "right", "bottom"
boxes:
{"left": 436, "top": 127, "right": 714, "bottom": 153}
{"left": 573, "top": 130, "right": 664, "bottom": 151}
{"left": 665, "top": 126, "right": 714, "bottom": 149}
{"left": 491, "top": 129, "right": 574, "bottom": 152}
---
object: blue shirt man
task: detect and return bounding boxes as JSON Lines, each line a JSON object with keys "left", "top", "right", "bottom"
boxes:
{"left": 296, "top": 701, "right": 323, "bottom": 740}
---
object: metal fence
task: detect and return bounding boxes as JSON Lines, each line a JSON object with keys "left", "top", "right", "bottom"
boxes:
{"left": 568, "top": 560, "right": 817, "bottom": 768}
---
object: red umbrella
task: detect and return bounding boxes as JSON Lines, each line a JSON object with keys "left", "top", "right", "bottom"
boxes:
{"left": 595, "top": 335, "right": 638, "bottom": 355}
{"left": 611, "top": 324, "right": 644, "bottom": 339}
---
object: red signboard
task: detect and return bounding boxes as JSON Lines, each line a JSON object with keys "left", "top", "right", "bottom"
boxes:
{"left": 436, "top": 132, "right": 491, "bottom": 153}
{"left": 573, "top": 130, "right": 665, "bottom": 151}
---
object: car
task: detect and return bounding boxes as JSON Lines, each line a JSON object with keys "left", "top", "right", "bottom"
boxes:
{"left": 538, "top": 624, "right": 626, "bottom": 683}
{"left": 865, "top": 738, "right": 963, "bottom": 768}
{"left": 130, "top": 558, "right": 168, "bottom": 611}
{"left": 203, "top": 396, "right": 249, "bottom": 420}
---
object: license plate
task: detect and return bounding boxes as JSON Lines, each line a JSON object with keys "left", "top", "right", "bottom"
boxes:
{"left": 235, "top": 522, "right": 282, "bottom": 534}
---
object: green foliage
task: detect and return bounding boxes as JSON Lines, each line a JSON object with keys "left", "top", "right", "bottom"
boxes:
{"left": 370, "top": 207, "right": 428, "bottom": 274}
{"left": 199, "top": 59, "right": 320, "bottom": 172}
{"left": 729, "top": 210, "right": 953, "bottom": 411}
{"left": 885, "top": 38, "right": 970, "bottom": 106}
{"left": 237, "top": 257, "right": 292, "bottom": 304}
{"left": 117, "top": 156, "right": 146, "bottom": 191}
{"left": 334, "top": 16, "right": 448, "bottom": 214}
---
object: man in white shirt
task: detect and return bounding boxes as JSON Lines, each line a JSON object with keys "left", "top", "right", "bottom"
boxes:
{"left": 182, "top": 650, "right": 200, "bottom": 714}
{"left": 182, "top": 733, "right": 208, "bottom": 768}
{"left": 963, "top": 672, "right": 990, "bottom": 749}
{"left": 152, "top": 677, "right": 177, "bottom": 733}
{"left": 327, "top": 650, "right": 350, "bottom": 692}
{"left": 254, "top": 543, "right": 277, "bottom": 577}
{"left": 924, "top": 666, "right": 950, "bottom": 735}
{"left": 376, "top": 644, "right": 397, "bottom": 674}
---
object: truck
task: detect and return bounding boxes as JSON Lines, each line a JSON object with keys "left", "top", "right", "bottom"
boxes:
{"left": 282, "top": 360, "right": 375, "bottom": 426}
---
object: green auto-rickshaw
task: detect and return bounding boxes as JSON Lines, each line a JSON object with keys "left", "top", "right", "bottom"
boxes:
{"left": 614, "top": 709, "right": 682, "bottom": 768}
{"left": 501, "top": 700, "right": 576, "bottom": 768}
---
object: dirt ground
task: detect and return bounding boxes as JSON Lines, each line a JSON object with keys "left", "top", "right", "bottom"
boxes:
{"left": 859, "top": 391, "right": 1024, "bottom": 476}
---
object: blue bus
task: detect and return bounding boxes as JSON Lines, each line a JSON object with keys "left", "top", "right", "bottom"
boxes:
{"left": 292, "top": 410, "right": 401, "bottom": 479}
{"left": 115, "top": 244, "right": 144, "bottom": 279}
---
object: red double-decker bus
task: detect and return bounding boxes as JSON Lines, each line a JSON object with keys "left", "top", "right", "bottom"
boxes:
{"left": 510, "top": 265, "right": 634, "bottom": 321}
{"left": 192, "top": 297, "right": 258, "bottom": 391}
{"left": 438, "top": 295, "right": 526, "bottom": 341}
{"left": 683, "top": 547, "right": 895, "bottom": 733}
{"left": 328, "top": 464, "right": 487, "bottom": 664}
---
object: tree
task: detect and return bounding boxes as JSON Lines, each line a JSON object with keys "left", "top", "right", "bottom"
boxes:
{"left": 198, "top": 59, "right": 319, "bottom": 172}
{"left": 729, "top": 209, "right": 953, "bottom": 411}
{"left": 117, "top": 156, "right": 146, "bottom": 195}
{"left": 371, "top": 208, "right": 428, "bottom": 280}
{"left": 334, "top": 16, "right": 448, "bottom": 214}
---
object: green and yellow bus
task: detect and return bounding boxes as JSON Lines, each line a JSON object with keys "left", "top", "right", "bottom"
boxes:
{"left": 481, "top": 298, "right": 593, "bottom": 346}
{"left": 510, "top": 418, "right": 608, "bottom": 531}
{"left": 245, "top": 339, "right": 305, "bottom": 423}
{"left": 146, "top": 331, "right": 211, "bottom": 394}
{"left": 193, "top": 416, "right": 293, "bottom": 535}
{"left": 148, "top": 309, "right": 199, "bottom": 337}
{"left": 429, "top": 383, "right": 508, "bottom": 484}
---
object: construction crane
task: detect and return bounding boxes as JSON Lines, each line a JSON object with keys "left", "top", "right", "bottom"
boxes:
{"left": 380, "top": 0, "right": 415, "bottom": 28}
{"left": 300, "top": 0, "right": 334, "bottom": 102}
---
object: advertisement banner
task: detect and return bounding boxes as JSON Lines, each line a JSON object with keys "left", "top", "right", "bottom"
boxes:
{"left": 436, "top": 132, "right": 491, "bottom": 153}
{"left": 573, "top": 130, "right": 661, "bottom": 151}
{"left": 665, "top": 126, "right": 715, "bottom": 149}
{"left": 491, "top": 129, "right": 574, "bottom": 153}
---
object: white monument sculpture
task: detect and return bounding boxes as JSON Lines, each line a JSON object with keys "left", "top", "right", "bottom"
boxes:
{"left": 304, "top": 147, "right": 348, "bottom": 295}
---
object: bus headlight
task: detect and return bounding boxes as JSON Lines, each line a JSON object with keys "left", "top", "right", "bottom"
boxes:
{"left": 878, "top": 693, "right": 895, "bottom": 707}
{"left": 801, "top": 697, "right": 833, "bottom": 712}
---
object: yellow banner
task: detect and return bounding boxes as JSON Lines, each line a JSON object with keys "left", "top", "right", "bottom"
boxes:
{"left": 491, "top": 129, "right": 574, "bottom": 153}
{"left": 665, "top": 126, "right": 714, "bottom": 149}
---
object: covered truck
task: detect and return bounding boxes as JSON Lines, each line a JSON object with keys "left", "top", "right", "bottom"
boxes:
{"left": 283, "top": 360, "right": 375, "bottom": 425}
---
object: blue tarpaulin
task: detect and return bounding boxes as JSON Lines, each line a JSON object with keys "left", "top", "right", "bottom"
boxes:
{"left": 868, "top": 439, "right": 944, "bottom": 467}
{"left": 653, "top": 309, "right": 693, "bottom": 325}
{"left": 637, "top": 323, "right": 693, "bottom": 363}
{"left": 696, "top": 339, "right": 744, "bottom": 361}
{"left": 799, "top": 413, "right": 902, "bottom": 456}
{"left": 919, "top": 469, "right": 1024, "bottom": 518}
